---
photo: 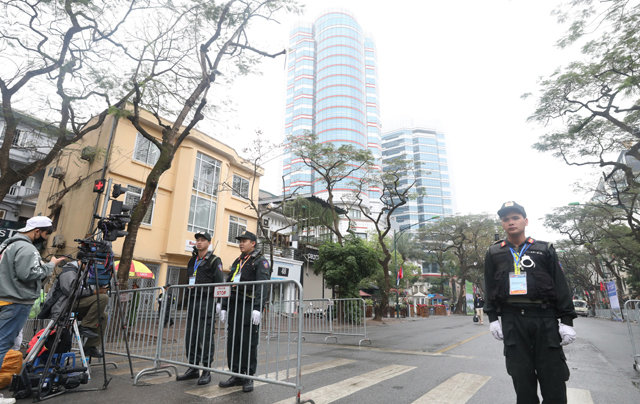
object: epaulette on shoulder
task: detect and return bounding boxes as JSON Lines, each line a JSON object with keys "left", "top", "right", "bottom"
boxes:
{"left": 492, "top": 239, "right": 506, "bottom": 247}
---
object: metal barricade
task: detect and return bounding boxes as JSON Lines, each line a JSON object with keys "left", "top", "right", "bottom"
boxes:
{"left": 268, "top": 298, "right": 370, "bottom": 346}
{"left": 328, "top": 298, "right": 370, "bottom": 346}
{"left": 110, "top": 280, "right": 305, "bottom": 401}
{"left": 624, "top": 299, "right": 640, "bottom": 371}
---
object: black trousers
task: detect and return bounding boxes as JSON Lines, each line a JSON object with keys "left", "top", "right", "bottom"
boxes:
{"left": 226, "top": 300, "right": 259, "bottom": 375}
{"left": 501, "top": 311, "right": 570, "bottom": 404}
{"left": 184, "top": 295, "right": 215, "bottom": 367}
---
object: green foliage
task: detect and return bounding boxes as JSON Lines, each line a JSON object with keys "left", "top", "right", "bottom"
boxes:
{"left": 531, "top": 0, "right": 640, "bottom": 243}
{"left": 314, "top": 236, "right": 380, "bottom": 297}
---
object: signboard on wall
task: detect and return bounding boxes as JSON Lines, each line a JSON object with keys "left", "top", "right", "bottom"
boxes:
{"left": 0, "top": 220, "right": 22, "bottom": 243}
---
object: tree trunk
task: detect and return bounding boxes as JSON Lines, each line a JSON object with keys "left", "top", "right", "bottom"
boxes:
{"left": 117, "top": 147, "right": 173, "bottom": 286}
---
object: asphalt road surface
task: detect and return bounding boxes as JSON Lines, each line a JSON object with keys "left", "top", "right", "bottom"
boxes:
{"left": 3, "top": 314, "right": 639, "bottom": 403}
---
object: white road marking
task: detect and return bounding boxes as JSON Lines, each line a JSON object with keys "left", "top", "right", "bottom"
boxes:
{"left": 185, "top": 358, "right": 355, "bottom": 399}
{"left": 412, "top": 372, "right": 491, "bottom": 404}
{"left": 281, "top": 364, "right": 415, "bottom": 404}
{"left": 567, "top": 387, "right": 594, "bottom": 404}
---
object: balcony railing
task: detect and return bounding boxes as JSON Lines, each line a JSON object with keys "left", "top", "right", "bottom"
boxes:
{"left": 8, "top": 185, "right": 39, "bottom": 199}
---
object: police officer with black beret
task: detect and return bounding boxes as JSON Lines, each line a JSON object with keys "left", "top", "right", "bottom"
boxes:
{"left": 484, "top": 201, "right": 577, "bottom": 404}
{"left": 176, "top": 232, "right": 223, "bottom": 385}
{"left": 218, "top": 231, "right": 271, "bottom": 393}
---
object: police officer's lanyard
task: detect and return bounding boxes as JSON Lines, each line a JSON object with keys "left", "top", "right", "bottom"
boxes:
{"left": 231, "top": 255, "right": 250, "bottom": 283}
{"left": 189, "top": 256, "right": 205, "bottom": 286}
{"left": 509, "top": 243, "right": 531, "bottom": 275}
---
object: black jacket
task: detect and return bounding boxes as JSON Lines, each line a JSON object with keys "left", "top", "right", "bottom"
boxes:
{"left": 222, "top": 249, "right": 271, "bottom": 311}
{"left": 484, "top": 237, "right": 576, "bottom": 325}
{"left": 186, "top": 251, "right": 224, "bottom": 287}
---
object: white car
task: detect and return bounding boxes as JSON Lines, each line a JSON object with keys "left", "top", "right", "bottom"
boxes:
{"left": 573, "top": 299, "right": 589, "bottom": 317}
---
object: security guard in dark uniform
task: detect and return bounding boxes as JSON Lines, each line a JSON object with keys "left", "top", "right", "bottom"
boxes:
{"left": 176, "top": 232, "right": 223, "bottom": 385}
{"left": 218, "top": 230, "right": 270, "bottom": 393}
{"left": 484, "top": 201, "right": 577, "bottom": 404}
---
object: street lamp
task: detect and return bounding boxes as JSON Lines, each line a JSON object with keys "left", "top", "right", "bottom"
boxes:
{"left": 392, "top": 215, "right": 440, "bottom": 318}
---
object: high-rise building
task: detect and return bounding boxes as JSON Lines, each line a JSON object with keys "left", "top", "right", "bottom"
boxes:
{"left": 381, "top": 127, "right": 454, "bottom": 228}
{"left": 282, "top": 11, "right": 382, "bottom": 235}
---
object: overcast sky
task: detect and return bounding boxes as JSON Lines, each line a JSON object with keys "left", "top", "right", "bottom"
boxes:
{"left": 202, "top": 0, "right": 597, "bottom": 242}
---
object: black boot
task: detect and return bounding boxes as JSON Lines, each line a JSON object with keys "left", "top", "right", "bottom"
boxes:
{"left": 218, "top": 376, "right": 244, "bottom": 388}
{"left": 242, "top": 378, "right": 254, "bottom": 392}
{"left": 176, "top": 367, "right": 199, "bottom": 381}
{"left": 84, "top": 346, "right": 103, "bottom": 358}
{"left": 197, "top": 370, "right": 211, "bottom": 385}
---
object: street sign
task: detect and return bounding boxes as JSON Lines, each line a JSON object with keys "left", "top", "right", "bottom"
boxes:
{"left": 0, "top": 220, "right": 23, "bottom": 243}
{"left": 214, "top": 286, "right": 231, "bottom": 298}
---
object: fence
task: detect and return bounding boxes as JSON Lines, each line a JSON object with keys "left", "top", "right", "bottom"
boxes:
{"left": 624, "top": 300, "right": 640, "bottom": 372}
{"left": 101, "top": 280, "right": 305, "bottom": 401}
{"left": 265, "top": 298, "right": 370, "bottom": 346}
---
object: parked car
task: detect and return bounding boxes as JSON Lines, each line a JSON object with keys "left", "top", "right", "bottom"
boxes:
{"left": 573, "top": 299, "right": 589, "bottom": 317}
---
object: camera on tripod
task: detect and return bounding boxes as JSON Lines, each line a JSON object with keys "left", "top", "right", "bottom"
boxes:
{"left": 95, "top": 198, "right": 132, "bottom": 242}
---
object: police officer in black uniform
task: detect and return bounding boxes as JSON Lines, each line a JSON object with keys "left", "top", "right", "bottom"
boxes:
{"left": 218, "top": 231, "right": 270, "bottom": 393}
{"left": 484, "top": 201, "right": 577, "bottom": 404}
{"left": 176, "top": 232, "right": 223, "bottom": 385}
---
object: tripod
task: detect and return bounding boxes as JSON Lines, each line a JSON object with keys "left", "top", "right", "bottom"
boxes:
{"left": 11, "top": 246, "right": 134, "bottom": 401}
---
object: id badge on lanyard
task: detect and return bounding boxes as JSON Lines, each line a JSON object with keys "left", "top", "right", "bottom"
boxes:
{"left": 190, "top": 257, "right": 202, "bottom": 286}
{"left": 509, "top": 243, "right": 530, "bottom": 295}
{"left": 509, "top": 273, "right": 527, "bottom": 295}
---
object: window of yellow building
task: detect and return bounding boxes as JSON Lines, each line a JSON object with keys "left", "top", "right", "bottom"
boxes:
{"left": 227, "top": 215, "right": 247, "bottom": 243}
{"left": 133, "top": 133, "right": 160, "bottom": 166}
{"left": 188, "top": 152, "right": 221, "bottom": 234}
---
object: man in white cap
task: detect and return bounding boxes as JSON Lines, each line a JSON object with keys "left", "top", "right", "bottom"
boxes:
{"left": 0, "top": 216, "right": 66, "bottom": 366}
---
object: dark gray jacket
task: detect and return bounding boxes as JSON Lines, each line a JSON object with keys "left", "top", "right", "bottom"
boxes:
{"left": 40, "top": 261, "right": 96, "bottom": 320}
{"left": 0, "top": 234, "right": 55, "bottom": 304}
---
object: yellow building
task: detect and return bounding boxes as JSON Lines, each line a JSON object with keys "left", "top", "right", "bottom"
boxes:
{"left": 34, "top": 109, "right": 261, "bottom": 286}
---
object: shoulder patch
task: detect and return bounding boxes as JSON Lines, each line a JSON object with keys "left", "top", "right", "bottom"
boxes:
{"left": 526, "top": 237, "right": 535, "bottom": 244}
{"left": 500, "top": 241, "right": 506, "bottom": 247}
{"left": 262, "top": 260, "right": 270, "bottom": 269}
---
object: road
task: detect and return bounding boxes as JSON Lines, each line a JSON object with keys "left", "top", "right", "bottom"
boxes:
{"left": 3, "top": 314, "right": 639, "bottom": 403}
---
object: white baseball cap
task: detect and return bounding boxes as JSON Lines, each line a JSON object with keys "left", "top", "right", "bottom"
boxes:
{"left": 17, "top": 216, "right": 53, "bottom": 233}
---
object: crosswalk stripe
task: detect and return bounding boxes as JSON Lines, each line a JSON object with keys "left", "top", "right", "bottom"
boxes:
{"left": 279, "top": 364, "right": 415, "bottom": 404}
{"left": 567, "top": 388, "right": 594, "bottom": 404}
{"left": 412, "top": 372, "right": 490, "bottom": 404}
{"left": 184, "top": 358, "right": 355, "bottom": 398}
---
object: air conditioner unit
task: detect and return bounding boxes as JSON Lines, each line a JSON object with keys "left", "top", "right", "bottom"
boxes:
{"left": 51, "top": 235, "right": 65, "bottom": 248}
{"left": 262, "top": 218, "right": 270, "bottom": 227}
{"left": 51, "top": 167, "right": 65, "bottom": 179}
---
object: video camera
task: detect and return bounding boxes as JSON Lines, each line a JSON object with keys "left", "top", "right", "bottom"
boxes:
{"left": 95, "top": 199, "right": 131, "bottom": 242}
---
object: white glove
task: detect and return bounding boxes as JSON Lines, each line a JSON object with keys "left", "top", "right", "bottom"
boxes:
{"left": 490, "top": 320, "right": 503, "bottom": 341}
{"left": 251, "top": 310, "right": 261, "bottom": 325}
{"left": 219, "top": 310, "right": 227, "bottom": 323}
{"left": 216, "top": 302, "right": 221, "bottom": 314}
{"left": 559, "top": 323, "right": 576, "bottom": 346}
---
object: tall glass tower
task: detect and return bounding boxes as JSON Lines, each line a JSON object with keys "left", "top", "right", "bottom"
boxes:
{"left": 283, "top": 11, "right": 382, "bottom": 216}
{"left": 381, "top": 127, "right": 454, "bottom": 228}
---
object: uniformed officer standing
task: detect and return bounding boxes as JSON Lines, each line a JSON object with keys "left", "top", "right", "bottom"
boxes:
{"left": 218, "top": 231, "right": 270, "bottom": 393}
{"left": 176, "top": 232, "right": 223, "bottom": 385}
{"left": 484, "top": 201, "right": 577, "bottom": 404}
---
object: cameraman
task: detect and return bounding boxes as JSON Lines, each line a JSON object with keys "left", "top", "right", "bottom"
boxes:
{"left": 0, "top": 216, "right": 65, "bottom": 366}
{"left": 39, "top": 260, "right": 109, "bottom": 358}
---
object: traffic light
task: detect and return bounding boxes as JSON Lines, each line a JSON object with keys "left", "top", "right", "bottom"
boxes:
{"left": 112, "top": 184, "right": 126, "bottom": 198}
{"left": 93, "top": 179, "right": 106, "bottom": 193}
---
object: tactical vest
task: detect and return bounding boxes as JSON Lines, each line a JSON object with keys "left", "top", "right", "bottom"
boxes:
{"left": 487, "top": 239, "right": 557, "bottom": 303}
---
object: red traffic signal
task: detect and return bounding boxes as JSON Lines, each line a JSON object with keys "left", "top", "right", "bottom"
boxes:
{"left": 93, "top": 179, "right": 106, "bottom": 193}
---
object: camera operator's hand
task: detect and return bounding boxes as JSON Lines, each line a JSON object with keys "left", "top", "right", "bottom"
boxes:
{"left": 50, "top": 256, "right": 67, "bottom": 267}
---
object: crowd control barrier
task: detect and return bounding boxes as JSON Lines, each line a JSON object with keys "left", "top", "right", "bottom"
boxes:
{"left": 100, "top": 280, "right": 306, "bottom": 402}
{"left": 624, "top": 299, "right": 640, "bottom": 371}
{"left": 264, "top": 297, "right": 371, "bottom": 346}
